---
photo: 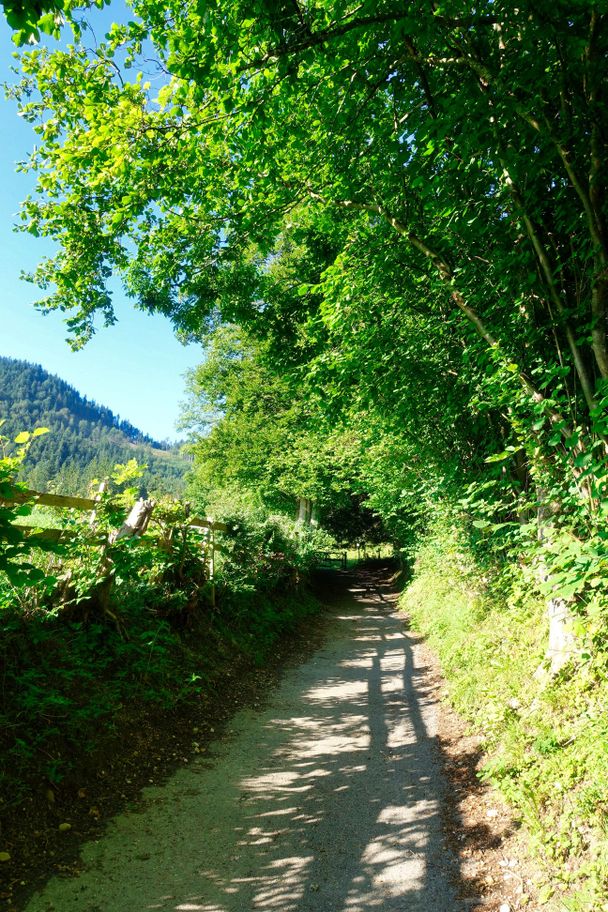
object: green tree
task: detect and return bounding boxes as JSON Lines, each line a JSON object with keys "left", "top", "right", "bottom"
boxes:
{"left": 181, "top": 324, "right": 380, "bottom": 541}
{"left": 12, "top": 2, "right": 607, "bottom": 396}
{"left": 2, "top": 0, "right": 107, "bottom": 45}
{"left": 11, "top": 0, "right": 608, "bottom": 599}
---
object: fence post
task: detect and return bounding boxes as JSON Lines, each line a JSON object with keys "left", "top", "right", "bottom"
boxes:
{"left": 108, "top": 497, "right": 155, "bottom": 544}
{"left": 201, "top": 525, "right": 216, "bottom": 607}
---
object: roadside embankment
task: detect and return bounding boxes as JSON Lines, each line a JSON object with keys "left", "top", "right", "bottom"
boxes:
{"left": 400, "top": 523, "right": 608, "bottom": 910}
{"left": 0, "top": 582, "right": 321, "bottom": 910}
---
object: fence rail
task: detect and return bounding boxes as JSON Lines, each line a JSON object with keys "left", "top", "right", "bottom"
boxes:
{"left": 6, "top": 489, "right": 98, "bottom": 511}
{"left": 1, "top": 487, "right": 228, "bottom": 608}
{"left": 2, "top": 488, "right": 341, "bottom": 610}
{"left": 1, "top": 488, "right": 228, "bottom": 533}
{"left": 316, "top": 550, "right": 348, "bottom": 570}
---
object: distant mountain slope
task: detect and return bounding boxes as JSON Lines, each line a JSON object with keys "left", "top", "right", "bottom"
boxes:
{"left": 0, "top": 356, "right": 189, "bottom": 496}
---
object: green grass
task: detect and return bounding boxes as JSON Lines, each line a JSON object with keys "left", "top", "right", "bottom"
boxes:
{"left": 400, "top": 523, "right": 608, "bottom": 911}
{"left": 12, "top": 504, "right": 74, "bottom": 529}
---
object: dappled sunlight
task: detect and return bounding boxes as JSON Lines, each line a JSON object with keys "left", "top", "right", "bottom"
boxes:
{"left": 25, "top": 581, "right": 466, "bottom": 912}
{"left": 162, "top": 593, "right": 460, "bottom": 911}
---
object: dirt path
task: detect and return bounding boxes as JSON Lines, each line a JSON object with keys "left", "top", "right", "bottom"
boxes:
{"left": 23, "top": 574, "right": 475, "bottom": 912}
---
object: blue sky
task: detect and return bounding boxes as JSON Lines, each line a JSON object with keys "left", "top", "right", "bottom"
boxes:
{"left": 0, "top": 11, "right": 202, "bottom": 442}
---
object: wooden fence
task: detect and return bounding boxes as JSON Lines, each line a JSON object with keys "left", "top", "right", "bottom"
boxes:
{"left": 315, "top": 550, "right": 348, "bottom": 570}
{"left": 5, "top": 488, "right": 227, "bottom": 532}
{"left": 2, "top": 487, "right": 228, "bottom": 607}
{"left": 2, "top": 488, "right": 348, "bottom": 609}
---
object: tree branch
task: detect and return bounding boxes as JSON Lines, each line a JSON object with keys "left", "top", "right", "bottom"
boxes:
{"left": 241, "top": 11, "right": 498, "bottom": 72}
{"left": 501, "top": 167, "right": 598, "bottom": 411}
{"left": 308, "top": 190, "right": 571, "bottom": 434}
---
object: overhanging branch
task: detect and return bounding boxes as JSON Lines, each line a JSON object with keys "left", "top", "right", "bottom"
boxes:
{"left": 308, "top": 190, "right": 572, "bottom": 435}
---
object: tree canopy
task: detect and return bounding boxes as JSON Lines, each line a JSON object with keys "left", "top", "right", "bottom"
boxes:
{"left": 14, "top": 2, "right": 607, "bottom": 379}
{"left": 6, "top": 8, "right": 608, "bottom": 902}
{"left": 11, "top": 1, "right": 608, "bottom": 564}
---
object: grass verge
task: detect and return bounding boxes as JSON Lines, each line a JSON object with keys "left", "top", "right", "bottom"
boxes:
{"left": 399, "top": 522, "right": 608, "bottom": 911}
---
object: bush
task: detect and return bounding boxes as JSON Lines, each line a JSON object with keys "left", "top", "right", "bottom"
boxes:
{"left": 0, "top": 446, "right": 326, "bottom": 805}
{"left": 213, "top": 508, "right": 334, "bottom": 596}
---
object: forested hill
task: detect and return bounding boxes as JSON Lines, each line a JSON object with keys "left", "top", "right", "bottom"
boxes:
{"left": 0, "top": 356, "right": 188, "bottom": 495}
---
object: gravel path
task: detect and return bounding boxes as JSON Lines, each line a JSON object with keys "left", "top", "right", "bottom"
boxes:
{"left": 25, "top": 576, "right": 465, "bottom": 912}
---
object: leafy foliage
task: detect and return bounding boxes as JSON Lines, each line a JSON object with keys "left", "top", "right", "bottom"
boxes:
{"left": 0, "top": 422, "right": 52, "bottom": 586}
{"left": 0, "top": 440, "right": 324, "bottom": 803}
{"left": 11, "top": 3, "right": 608, "bottom": 551}
{"left": 180, "top": 325, "right": 382, "bottom": 544}
{"left": 1, "top": 0, "right": 100, "bottom": 45}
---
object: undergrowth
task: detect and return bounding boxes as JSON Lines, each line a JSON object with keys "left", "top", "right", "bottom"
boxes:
{"left": 0, "top": 435, "right": 328, "bottom": 812}
{"left": 400, "top": 520, "right": 608, "bottom": 912}
{"left": 0, "top": 583, "right": 320, "bottom": 807}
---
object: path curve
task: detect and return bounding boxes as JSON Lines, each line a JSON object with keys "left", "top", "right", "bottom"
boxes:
{"left": 25, "top": 574, "right": 466, "bottom": 912}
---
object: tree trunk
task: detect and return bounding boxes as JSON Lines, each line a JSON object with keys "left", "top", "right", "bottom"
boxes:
{"left": 545, "top": 597, "right": 577, "bottom": 675}
{"left": 536, "top": 498, "right": 577, "bottom": 676}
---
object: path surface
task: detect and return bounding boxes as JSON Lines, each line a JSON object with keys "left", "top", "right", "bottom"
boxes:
{"left": 25, "top": 574, "right": 466, "bottom": 912}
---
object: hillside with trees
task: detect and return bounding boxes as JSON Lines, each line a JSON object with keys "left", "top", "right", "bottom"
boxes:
{"left": 0, "top": 356, "right": 189, "bottom": 495}
{"left": 1, "top": 2, "right": 608, "bottom": 908}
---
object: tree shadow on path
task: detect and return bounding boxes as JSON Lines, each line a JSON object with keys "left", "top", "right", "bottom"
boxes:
{"left": 171, "top": 577, "right": 474, "bottom": 912}
{"left": 25, "top": 572, "right": 497, "bottom": 912}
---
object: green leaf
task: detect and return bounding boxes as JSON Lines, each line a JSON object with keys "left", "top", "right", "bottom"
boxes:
{"left": 485, "top": 451, "right": 511, "bottom": 463}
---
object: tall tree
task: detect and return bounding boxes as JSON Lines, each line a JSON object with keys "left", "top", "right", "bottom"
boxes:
{"left": 10, "top": 2, "right": 608, "bottom": 537}
{"left": 13, "top": 4, "right": 608, "bottom": 411}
